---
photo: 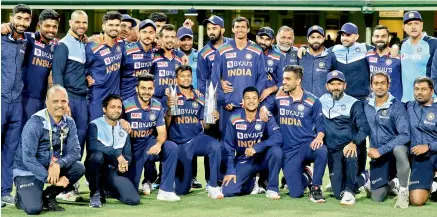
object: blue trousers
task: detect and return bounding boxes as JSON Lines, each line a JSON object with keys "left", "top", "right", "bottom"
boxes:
{"left": 1, "top": 101, "right": 23, "bottom": 196}
{"left": 222, "top": 146, "right": 283, "bottom": 197}
{"left": 69, "top": 96, "right": 88, "bottom": 158}
{"left": 175, "top": 133, "right": 221, "bottom": 195}
{"left": 22, "top": 97, "right": 45, "bottom": 126}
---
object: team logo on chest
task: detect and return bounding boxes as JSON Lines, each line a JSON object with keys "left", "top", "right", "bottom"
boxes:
{"left": 355, "top": 47, "right": 361, "bottom": 52}
{"left": 385, "top": 59, "right": 392, "bottom": 66}
{"left": 297, "top": 104, "right": 305, "bottom": 112}
{"left": 341, "top": 105, "right": 346, "bottom": 110}
{"left": 417, "top": 48, "right": 422, "bottom": 53}
{"left": 427, "top": 112, "right": 435, "bottom": 121}
{"left": 245, "top": 53, "right": 252, "bottom": 60}
{"left": 119, "top": 131, "right": 125, "bottom": 137}
{"left": 149, "top": 113, "right": 156, "bottom": 121}
{"left": 255, "top": 123, "right": 262, "bottom": 131}
{"left": 318, "top": 62, "right": 325, "bottom": 68}
{"left": 267, "top": 59, "right": 274, "bottom": 66}
{"left": 192, "top": 101, "right": 198, "bottom": 108}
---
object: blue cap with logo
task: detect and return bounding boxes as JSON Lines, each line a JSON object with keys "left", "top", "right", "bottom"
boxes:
{"left": 202, "top": 15, "right": 224, "bottom": 28}
{"left": 307, "top": 25, "right": 325, "bottom": 37}
{"left": 138, "top": 19, "right": 156, "bottom": 31}
{"left": 121, "top": 14, "right": 137, "bottom": 28}
{"left": 403, "top": 11, "right": 422, "bottom": 24}
{"left": 327, "top": 70, "right": 346, "bottom": 83}
{"left": 338, "top": 22, "right": 358, "bottom": 35}
{"left": 257, "top": 27, "right": 275, "bottom": 39}
{"left": 177, "top": 27, "right": 193, "bottom": 39}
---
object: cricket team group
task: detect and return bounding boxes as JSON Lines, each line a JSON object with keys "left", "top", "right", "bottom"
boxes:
{"left": 2, "top": 3, "right": 437, "bottom": 215}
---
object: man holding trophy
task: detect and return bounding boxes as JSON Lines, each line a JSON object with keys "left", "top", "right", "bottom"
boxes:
{"left": 163, "top": 65, "right": 224, "bottom": 199}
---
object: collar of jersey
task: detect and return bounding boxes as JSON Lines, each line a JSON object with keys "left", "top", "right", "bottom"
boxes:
{"left": 240, "top": 108, "right": 261, "bottom": 123}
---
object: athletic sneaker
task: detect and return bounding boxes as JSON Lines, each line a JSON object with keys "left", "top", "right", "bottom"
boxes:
{"left": 56, "top": 190, "right": 83, "bottom": 202}
{"left": 309, "top": 186, "right": 326, "bottom": 203}
{"left": 43, "top": 196, "right": 64, "bottom": 211}
{"left": 364, "top": 179, "right": 371, "bottom": 198}
{"left": 73, "top": 182, "right": 80, "bottom": 194}
{"left": 157, "top": 189, "right": 180, "bottom": 202}
{"left": 340, "top": 191, "right": 355, "bottom": 205}
{"left": 390, "top": 178, "right": 400, "bottom": 196}
{"left": 395, "top": 189, "right": 409, "bottom": 209}
{"left": 1, "top": 195, "right": 15, "bottom": 205}
{"left": 192, "top": 177, "right": 203, "bottom": 189}
{"left": 304, "top": 166, "right": 313, "bottom": 188}
{"left": 266, "top": 190, "right": 281, "bottom": 200}
{"left": 280, "top": 176, "right": 288, "bottom": 190}
{"left": 141, "top": 182, "right": 152, "bottom": 195}
{"left": 208, "top": 186, "right": 224, "bottom": 199}
{"left": 89, "top": 192, "right": 103, "bottom": 208}
{"left": 250, "top": 177, "right": 266, "bottom": 195}
{"left": 325, "top": 182, "right": 332, "bottom": 192}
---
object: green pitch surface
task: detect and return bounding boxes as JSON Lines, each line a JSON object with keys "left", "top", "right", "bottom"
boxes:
{"left": 2, "top": 158, "right": 436, "bottom": 217}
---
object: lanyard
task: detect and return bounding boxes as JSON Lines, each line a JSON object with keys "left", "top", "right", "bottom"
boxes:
{"left": 46, "top": 111, "right": 63, "bottom": 156}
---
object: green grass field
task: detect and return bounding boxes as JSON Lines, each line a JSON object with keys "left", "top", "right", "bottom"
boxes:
{"left": 2, "top": 157, "right": 437, "bottom": 217}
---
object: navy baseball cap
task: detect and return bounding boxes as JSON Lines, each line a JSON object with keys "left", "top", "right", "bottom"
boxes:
{"left": 338, "top": 23, "right": 358, "bottom": 35}
{"left": 327, "top": 70, "right": 346, "bottom": 83}
{"left": 202, "top": 15, "right": 224, "bottom": 28}
{"left": 257, "top": 27, "right": 275, "bottom": 39}
{"left": 177, "top": 27, "right": 193, "bottom": 39}
{"left": 307, "top": 25, "right": 325, "bottom": 37}
{"left": 403, "top": 11, "right": 422, "bottom": 24}
{"left": 121, "top": 14, "right": 137, "bottom": 28}
{"left": 138, "top": 19, "right": 156, "bottom": 31}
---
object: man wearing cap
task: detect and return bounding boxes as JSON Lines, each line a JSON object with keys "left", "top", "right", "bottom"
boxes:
{"left": 120, "top": 14, "right": 137, "bottom": 41}
{"left": 273, "top": 26, "right": 299, "bottom": 66}
{"left": 121, "top": 19, "right": 158, "bottom": 100}
{"left": 363, "top": 71, "right": 410, "bottom": 208}
{"left": 197, "top": 15, "right": 229, "bottom": 94}
{"left": 299, "top": 25, "right": 336, "bottom": 98}
{"left": 211, "top": 16, "right": 266, "bottom": 133}
{"left": 125, "top": 18, "right": 140, "bottom": 43}
{"left": 320, "top": 70, "right": 370, "bottom": 205}
{"left": 366, "top": 25, "right": 402, "bottom": 100}
{"left": 222, "top": 86, "right": 283, "bottom": 200}
{"left": 401, "top": 11, "right": 437, "bottom": 102}
{"left": 177, "top": 27, "right": 198, "bottom": 89}
{"left": 256, "top": 27, "right": 286, "bottom": 104}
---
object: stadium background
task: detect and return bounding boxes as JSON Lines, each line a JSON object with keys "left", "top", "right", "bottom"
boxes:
{"left": 1, "top": 0, "right": 437, "bottom": 216}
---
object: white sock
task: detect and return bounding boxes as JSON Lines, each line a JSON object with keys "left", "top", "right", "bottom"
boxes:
{"left": 431, "top": 182, "right": 437, "bottom": 193}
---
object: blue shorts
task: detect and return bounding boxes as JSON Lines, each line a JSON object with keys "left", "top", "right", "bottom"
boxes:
{"left": 369, "top": 153, "right": 396, "bottom": 190}
{"left": 409, "top": 153, "right": 437, "bottom": 191}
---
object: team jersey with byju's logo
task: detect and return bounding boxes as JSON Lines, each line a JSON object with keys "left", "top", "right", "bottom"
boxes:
{"left": 222, "top": 109, "right": 282, "bottom": 175}
{"left": 366, "top": 50, "right": 402, "bottom": 100}
{"left": 121, "top": 41, "right": 156, "bottom": 99}
{"left": 150, "top": 49, "right": 184, "bottom": 98}
{"left": 263, "top": 90, "right": 324, "bottom": 153}
{"left": 162, "top": 87, "right": 205, "bottom": 144}
{"left": 211, "top": 40, "right": 267, "bottom": 107}
{"left": 264, "top": 48, "right": 285, "bottom": 89}
{"left": 406, "top": 98, "right": 437, "bottom": 151}
{"left": 86, "top": 39, "right": 124, "bottom": 102}
{"left": 401, "top": 35, "right": 437, "bottom": 102}
{"left": 22, "top": 32, "right": 57, "bottom": 100}
{"left": 123, "top": 96, "right": 165, "bottom": 150}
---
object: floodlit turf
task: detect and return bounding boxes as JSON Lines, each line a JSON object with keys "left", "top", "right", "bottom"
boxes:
{"left": 2, "top": 158, "right": 436, "bottom": 217}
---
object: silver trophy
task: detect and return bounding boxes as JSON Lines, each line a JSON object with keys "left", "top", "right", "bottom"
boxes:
{"left": 169, "top": 85, "right": 179, "bottom": 116}
{"left": 204, "top": 81, "right": 218, "bottom": 124}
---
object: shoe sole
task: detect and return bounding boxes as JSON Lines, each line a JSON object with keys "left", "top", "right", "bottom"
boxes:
{"left": 157, "top": 196, "right": 180, "bottom": 202}
{"left": 2, "top": 201, "right": 14, "bottom": 205}
{"left": 340, "top": 201, "right": 355, "bottom": 206}
{"left": 57, "top": 197, "right": 83, "bottom": 202}
{"left": 266, "top": 196, "right": 281, "bottom": 200}
{"left": 89, "top": 205, "right": 103, "bottom": 208}
{"left": 208, "top": 193, "right": 224, "bottom": 199}
{"left": 142, "top": 191, "right": 151, "bottom": 195}
{"left": 309, "top": 197, "right": 326, "bottom": 203}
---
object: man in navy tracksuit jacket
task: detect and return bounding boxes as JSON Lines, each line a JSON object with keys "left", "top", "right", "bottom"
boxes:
{"left": 1, "top": 4, "right": 32, "bottom": 204}
{"left": 320, "top": 70, "right": 370, "bottom": 205}
{"left": 406, "top": 77, "right": 437, "bottom": 206}
{"left": 262, "top": 65, "right": 327, "bottom": 202}
{"left": 222, "top": 86, "right": 283, "bottom": 199}
{"left": 273, "top": 25, "right": 299, "bottom": 66}
{"left": 363, "top": 72, "right": 410, "bottom": 206}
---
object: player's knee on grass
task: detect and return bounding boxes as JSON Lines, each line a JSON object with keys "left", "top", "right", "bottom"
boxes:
{"left": 371, "top": 186, "right": 388, "bottom": 202}
{"left": 409, "top": 189, "right": 429, "bottom": 206}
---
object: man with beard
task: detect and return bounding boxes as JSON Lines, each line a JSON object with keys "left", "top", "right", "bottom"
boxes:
{"left": 13, "top": 85, "right": 85, "bottom": 214}
{"left": 119, "top": 14, "right": 137, "bottom": 41}
{"left": 262, "top": 65, "right": 328, "bottom": 202}
{"left": 406, "top": 77, "right": 437, "bottom": 206}
{"left": 273, "top": 26, "right": 299, "bottom": 66}
{"left": 86, "top": 94, "right": 140, "bottom": 208}
{"left": 299, "top": 25, "right": 336, "bottom": 98}
{"left": 52, "top": 10, "right": 88, "bottom": 201}
{"left": 401, "top": 11, "right": 437, "bottom": 102}
{"left": 212, "top": 17, "right": 266, "bottom": 133}
{"left": 177, "top": 27, "right": 198, "bottom": 89}
{"left": 1, "top": 4, "right": 32, "bottom": 206}
{"left": 366, "top": 25, "right": 402, "bottom": 100}
{"left": 86, "top": 11, "right": 124, "bottom": 121}
{"left": 320, "top": 70, "right": 370, "bottom": 205}
{"left": 150, "top": 24, "right": 184, "bottom": 100}
{"left": 221, "top": 86, "right": 283, "bottom": 200}
{"left": 363, "top": 72, "right": 410, "bottom": 208}
{"left": 164, "top": 65, "right": 224, "bottom": 199}
{"left": 123, "top": 75, "right": 180, "bottom": 201}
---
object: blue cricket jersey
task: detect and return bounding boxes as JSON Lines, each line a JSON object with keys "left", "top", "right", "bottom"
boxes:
{"left": 150, "top": 49, "right": 184, "bottom": 99}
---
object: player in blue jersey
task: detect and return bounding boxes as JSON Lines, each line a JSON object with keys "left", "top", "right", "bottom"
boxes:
{"left": 221, "top": 86, "right": 283, "bottom": 200}
{"left": 262, "top": 65, "right": 327, "bottom": 202}
{"left": 177, "top": 27, "right": 198, "bottom": 89}
{"left": 401, "top": 11, "right": 437, "bottom": 102}
{"left": 86, "top": 11, "right": 124, "bottom": 121}
{"left": 163, "top": 65, "right": 224, "bottom": 199}
{"left": 123, "top": 74, "right": 180, "bottom": 201}
{"left": 273, "top": 26, "right": 299, "bottom": 66}
{"left": 406, "top": 77, "right": 437, "bottom": 206}
{"left": 366, "top": 25, "right": 402, "bottom": 100}
{"left": 211, "top": 16, "right": 267, "bottom": 133}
